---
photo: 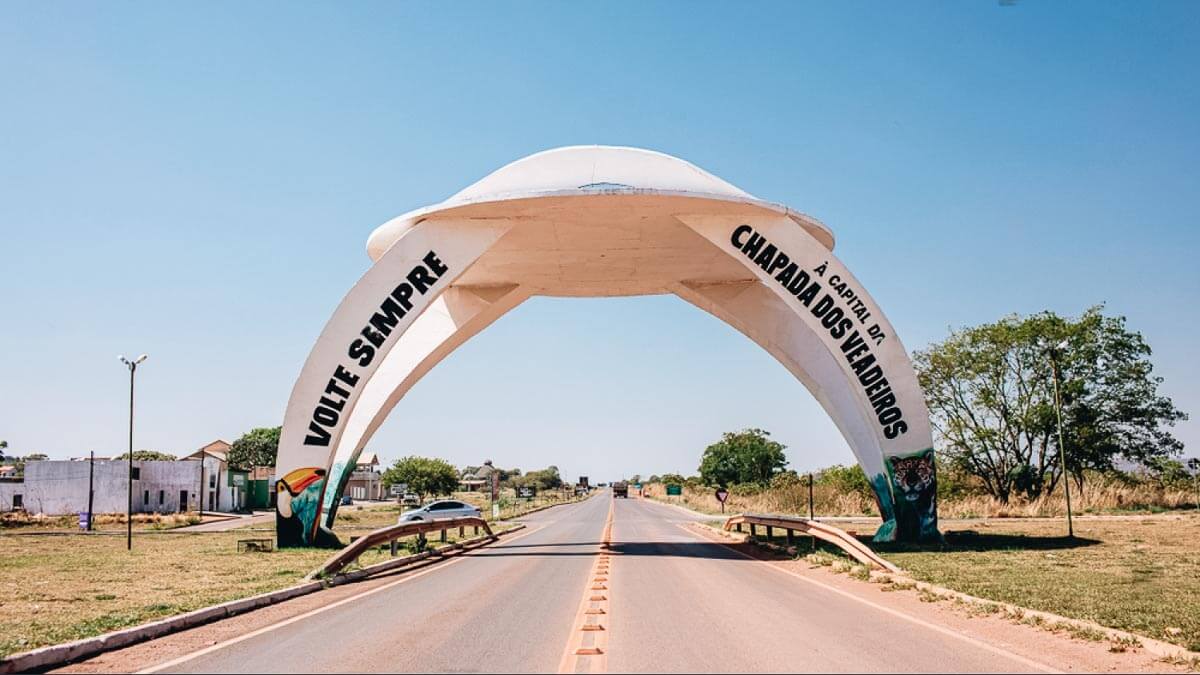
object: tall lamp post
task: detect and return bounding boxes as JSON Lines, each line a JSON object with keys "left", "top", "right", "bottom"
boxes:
{"left": 119, "top": 354, "right": 148, "bottom": 551}
{"left": 1044, "top": 340, "right": 1074, "bottom": 539}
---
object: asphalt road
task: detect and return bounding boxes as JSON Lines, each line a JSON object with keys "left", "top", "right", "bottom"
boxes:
{"left": 607, "top": 498, "right": 1043, "bottom": 673}
{"left": 155, "top": 494, "right": 611, "bottom": 673}
{"left": 144, "top": 493, "right": 1057, "bottom": 673}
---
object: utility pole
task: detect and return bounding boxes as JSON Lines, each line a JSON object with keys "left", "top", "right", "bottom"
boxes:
{"left": 1047, "top": 341, "right": 1074, "bottom": 539}
{"left": 119, "top": 354, "right": 147, "bottom": 551}
{"left": 87, "top": 451, "right": 95, "bottom": 532}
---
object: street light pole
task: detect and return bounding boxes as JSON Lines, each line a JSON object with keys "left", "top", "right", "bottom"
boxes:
{"left": 87, "top": 450, "right": 95, "bottom": 532}
{"left": 199, "top": 447, "right": 205, "bottom": 520}
{"left": 119, "top": 354, "right": 147, "bottom": 551}
{"left": 1047, "top": 342, "right": 1074, "bottom": 539}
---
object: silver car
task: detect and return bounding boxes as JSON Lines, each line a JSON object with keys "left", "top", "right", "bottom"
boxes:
{"left": 398, "top": 499, "right": 481, "bottom": 523}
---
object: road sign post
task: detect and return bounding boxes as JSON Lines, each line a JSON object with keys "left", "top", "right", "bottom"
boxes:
{"left": 715, "top": 488, "right": 729, "bottom": 514}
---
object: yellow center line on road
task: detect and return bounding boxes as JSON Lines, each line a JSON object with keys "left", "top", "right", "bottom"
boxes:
{"left": 677, "top": 521, "right": 1063, "bottom": 675}
{"left": 557, "top": 498, "right": 615, "bottom": 674}
{"left": 137, "top": 523, "right": 548, "bottom": 674}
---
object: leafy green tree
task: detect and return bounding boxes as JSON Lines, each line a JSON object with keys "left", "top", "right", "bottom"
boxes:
{"left": 497, "top": 466, "right": 522, "bottom": 486}
{"left": 382, "top": 456, "right": 460, "bottom": 497}
{"left": 228, "top": 427, "right": 281, "bottom": 470}
{"left": 1143, "top": 457, "right": 1194, "bottom": 489}
{"left": 815, "top": 464, "right": 871, "bottom": 497}
{"left": 514, "top": 466, "right": 563, "bottom": 491}
{"left": 115, "top": 450, "right": 177, "bottom": 461}
{"left": 915, "top": 306, "right": 1187, "bottom": 502}
{"left": 698, "top": 428, "right": 788, "bottom": 487}
{"left": 769, "top": 469, "right": 803, "bottom": 490}
{"left": 659, "top": 473, "right": 686, "bottom": 486}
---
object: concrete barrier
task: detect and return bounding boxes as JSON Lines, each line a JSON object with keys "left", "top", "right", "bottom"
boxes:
{"left": 724, "top": 513, "right": 901, "bottom": 573}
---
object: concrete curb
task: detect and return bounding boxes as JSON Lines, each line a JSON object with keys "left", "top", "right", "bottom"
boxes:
{"left": 0, "top": 525, "right": 527, "bottom": 674}
{"left": 692, "top": 521, "right": 1200, "bottom": 665}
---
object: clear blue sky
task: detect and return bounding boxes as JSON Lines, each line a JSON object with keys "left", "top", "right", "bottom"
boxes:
{"left": 2, "top": 2, "right": 1197, "bottom": 483}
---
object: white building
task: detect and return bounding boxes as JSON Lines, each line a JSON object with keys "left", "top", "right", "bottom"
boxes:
{"left": 8, "top": 459, "right": 200, "bottom": 515}
{"left": 180, "top": 440, "right": 248, "bottom": 513}
{"left": 0, "top": 440, "right": 252, "bottom": 515}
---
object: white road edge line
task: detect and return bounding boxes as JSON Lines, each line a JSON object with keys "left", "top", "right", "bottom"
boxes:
{"left": 138, "top": 524, "right": 547, "bottom": 674}
{"left": 676, "top": 519, "right": 1062, "bottom": 675}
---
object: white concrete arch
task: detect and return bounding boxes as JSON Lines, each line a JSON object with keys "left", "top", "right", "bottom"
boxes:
{"left": 274, "top": 146, "right": 940, "bottom": 547}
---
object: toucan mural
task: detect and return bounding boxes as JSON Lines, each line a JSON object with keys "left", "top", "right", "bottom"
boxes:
{"left": 275, "top": 467, "right": 341, "bottom": 548}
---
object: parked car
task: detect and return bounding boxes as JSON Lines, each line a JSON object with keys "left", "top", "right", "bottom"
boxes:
{"left": 340, "top": 495, "right": 353, "bottom": 506}
{"left": 398, "top": 499, "right": 481, "bottom": 523}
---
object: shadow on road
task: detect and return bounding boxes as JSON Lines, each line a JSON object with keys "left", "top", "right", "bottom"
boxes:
{"left": 472, "top": 540, "right": 756, "bottom": 561}
{"left": 869, "top": 530, "right": 1102, "bottom": 554}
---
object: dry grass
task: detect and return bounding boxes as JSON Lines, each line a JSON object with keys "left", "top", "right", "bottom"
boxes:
{"left": 878, "top": 515, "right": 1200, "bottom": 652}
{"left": 1, "top": 511, "right": 203, "bottom": 532}
{"left": 644, "top": 480, "right": 1198, "bottom": 520}
{"left": 0, "top": 531, "right": 331, "bottom": 657}
{"left": 939, "top": 481, "right": 1198, "bottom": 519}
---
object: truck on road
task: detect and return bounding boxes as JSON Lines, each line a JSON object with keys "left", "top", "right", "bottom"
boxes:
{"left": 612, "top": 482, "right": 629, "bottom": 498}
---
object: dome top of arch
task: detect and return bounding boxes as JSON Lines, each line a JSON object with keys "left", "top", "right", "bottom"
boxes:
{"left": 450, "top": 145, "right": 755, "bottom": 202}
{"left": 367, "top": 145, "right": 834, "bottom": 260}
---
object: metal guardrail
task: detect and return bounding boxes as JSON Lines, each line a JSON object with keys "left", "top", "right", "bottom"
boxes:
{"left": 723, "top": 513, "right": 900, "bottom": 573}
{"left": 308, "top": 516, "right": 493, "bottom": 579}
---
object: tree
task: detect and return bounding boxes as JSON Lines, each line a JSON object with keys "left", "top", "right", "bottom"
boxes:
{"left": 514, "top": 466, "right": 563, "bottom": 491}
{"left": 815, "top": 464, "right": 872, "bottom": 497}
{"left": 228, "top": 427, "right": 281, "bottom": 470}
{"left": 115, "top": 450, "right": 177, "bottom": 461}
{"left": 381, "top": 456, "right": 459, "bottom": 497}
{"left": 659, "top": 473, "right": 686, "bottom": 486}
{"left": 915, "top": 306, "right": 1187, "bottom": 502}
{"left": 698, "top": 428, "right": 788, "bottom": 487}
